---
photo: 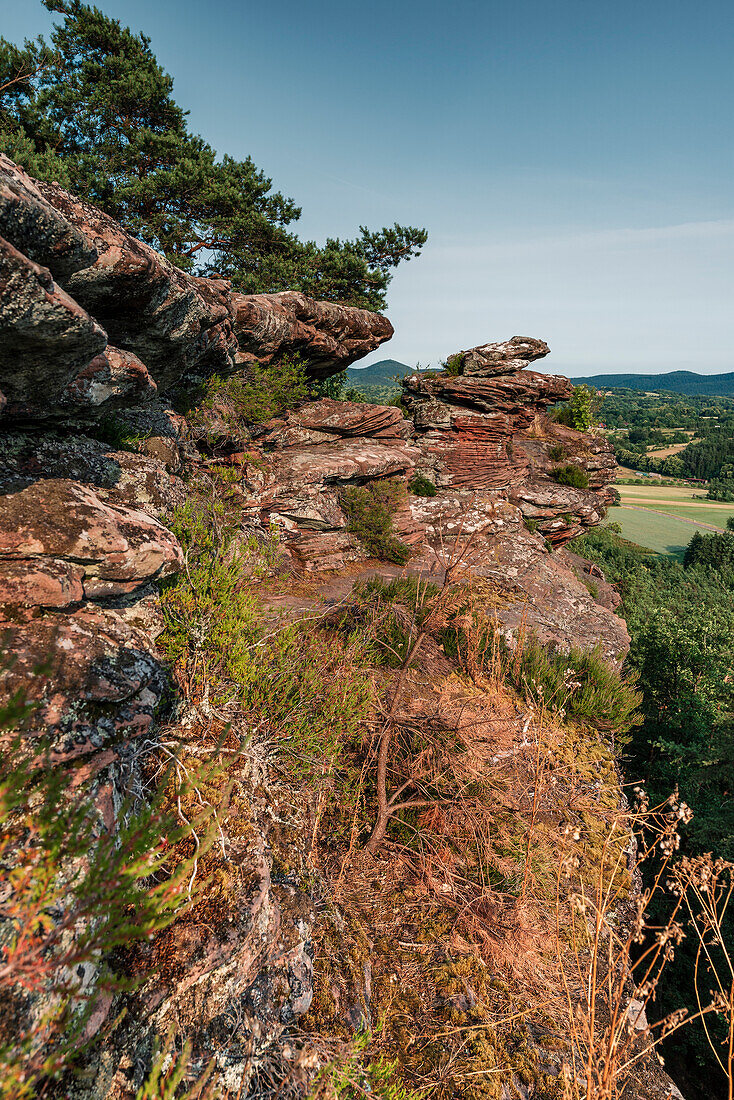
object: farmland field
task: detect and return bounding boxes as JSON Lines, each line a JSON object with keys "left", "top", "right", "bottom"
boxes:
{"left": 605, "top": 483, "right": 734, "bottom": 556}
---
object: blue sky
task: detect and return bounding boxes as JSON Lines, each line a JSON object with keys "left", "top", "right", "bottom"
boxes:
{"left": 5, "top": 0, "right": 734, "bottom": 375}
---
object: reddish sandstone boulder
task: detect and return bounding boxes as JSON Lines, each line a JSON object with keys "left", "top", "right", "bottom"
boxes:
{"left": 63, "top": 345, "right": 157, "bottom": 411}
{"left": 0, "top": 604, "right": 168, "bottom": 760}
{"left": 0, "top": 479, "right": 183, "bottom": 601}
{"left": 0, "top": 153, "right": 99, "bottom": 279}
{"left": 458, "top": 336, "right": 551, "bottom": 376}
{"left": 231, "top": 291, "right": 394, "bottom": 379}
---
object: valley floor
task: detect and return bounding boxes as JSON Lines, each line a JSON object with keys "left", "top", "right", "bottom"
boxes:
{"left": 604, "top": 483, "right": 734, "bottom": 555}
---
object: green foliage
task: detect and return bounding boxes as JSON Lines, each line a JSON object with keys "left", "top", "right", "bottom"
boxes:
{"left": 683, "top": 528, "right": 734, "bottom": 572}
{"left": 549, "top": 464, "right": 589, "bottom": 489}
{"left": 0, "top": 1, "right": 426, "bottom": 311}
{"left": 706, "top": 478, "right": 734, "bottom": 502}
{"left": 0, "top": 692, "right": 202, "bottom": 1096}
{"left": 311, "top": 370, "right": 347, "bottom": 400}
{"left": 523, "top": 517, "right": 539, "bottom": 534}
{"left": 354, "top": 574, "right": 440, "bottom": 608}
{"left": 510, "top": 638, "right": 642, "bottom": 741}
{"left": 554, "top": 385, "right": 602, "bottom": 431}
{"left": 334, "top": 575, "right": 440, "bottom": 668}
{"left": 339, "top": 480, "right": 411, "bottom": 564}
{"left": 87, "top": 415, "right": 148, "bottom": 451}
{"left": 439, "top": 618, "right": 641, "bottom": 741}
{"left": 190, "top": 354, "right": 309, "bottom": 431}
{"left": 601, "top": 390, "right": 734, "bottom": 480}
{"left": 408, "top": 472, "right": 437, "bottom": 497}
{"left": 443, "top": 353, "right": 464, "bottom": 376}
{"left": 548, "top": 444, "right": 566, "bottom": 462}
{"left": 159, "top": 498, "right": 373, "bottom": 770}
{"left": 309, "top": 1031, "right": 423, "bottom": 1099}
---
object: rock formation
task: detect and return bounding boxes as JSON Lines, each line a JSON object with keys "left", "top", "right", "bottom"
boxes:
{"left": 0, "top": 156, "right": 677, "bottom": 1100}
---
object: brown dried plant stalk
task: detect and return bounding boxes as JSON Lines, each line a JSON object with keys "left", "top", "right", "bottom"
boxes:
{"left": 671, "top": 854, "right": 734, "bottom": 1099}
{"left": 364, "top": 523, "right": 478, "bottom": 854}
{"left": 556, "top": 788, "right": 720, "bottom": 1100}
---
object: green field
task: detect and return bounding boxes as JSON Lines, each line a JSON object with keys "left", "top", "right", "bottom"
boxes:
{"left": 605, "top": 510, "right": 723, "bottom": 557}
{"left": 605, "top": 484, "right": 734, "bottom": 556}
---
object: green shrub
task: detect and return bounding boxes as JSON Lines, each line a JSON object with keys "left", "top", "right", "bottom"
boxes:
{"left": 523, "top": 517, "right": 540, "bottom": 534}
{"left": 548, "top": 444, "right": 566, "bottom": 462}
{"left": 339, "top": 480, "right": 411, "bottom": 564}
{"left": 408, "top": 472, "right": 437, "bottom": 497}
{"left": 191, "top": 354, "right": 309, "bottom": 430}
{"left": 88, "top": 416, "right": 148, "bottom": 451}
{"left": 333, "top": 575, "right": 440, "bottom": 668}
{"left": 443, "top": 353, "right": 464, "bottom": 376}
{"left": 550, "top": 464, "right": 589, "bottom": 489}
{"left": 159, "top": 500, "right": 373, "bottom": 770}
{"left": 354, "top": 574, "right": 440, "bottom": 607}
{"left": 509, "top": 638, "right": 642, "bottom": 741}
{"left": 311, "top": 370, "right": 346, "bottom": 400}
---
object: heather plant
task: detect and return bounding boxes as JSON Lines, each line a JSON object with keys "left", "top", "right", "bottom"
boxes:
{"left": 509, "top": 638, "right": 643, "bottom": 742}
{"left": 159, "top": 493, "right": 374, "bottom": 772}
{"left": 550, "top": 463, "right": 590, "bottom": 489}
{"left": 339, "top": 479, "right": 411, "bottom": 564}
{"left": 0, "top": 698, "right": 207, "bottom": 1098}
{"left": 189, "top": 353, "right": 310, "bottom": 432}
{"left": 407, "top": 472, "right": 437, "bottom": 497}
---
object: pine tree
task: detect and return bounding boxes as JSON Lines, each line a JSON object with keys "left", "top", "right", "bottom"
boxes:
{"left": 0, "top": 0, "right": 427, "bottom": 310}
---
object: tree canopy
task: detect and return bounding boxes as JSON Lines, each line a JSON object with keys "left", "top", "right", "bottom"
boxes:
{"left": 0, "top": 0, "right": 427, "bottom": 311}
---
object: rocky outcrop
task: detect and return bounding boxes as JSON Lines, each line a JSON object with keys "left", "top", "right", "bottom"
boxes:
{"left": 0, "top": 156, "right": 393, "bottom": 421}
{"left": 0, "top": 155, "right": 645, "bottom": 1098}
{"left": 232, "top": 290, "right": 394, "bottom": 377}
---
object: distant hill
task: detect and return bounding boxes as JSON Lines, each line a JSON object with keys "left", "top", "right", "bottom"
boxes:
{"left": 346, "top": 359, "right": 413, "bottom": 386}
{"left": 572, "top": 371, "right": 734, "bottom": 396}
{"left": 349, "top": 364, "right": 734, "bottom": 397}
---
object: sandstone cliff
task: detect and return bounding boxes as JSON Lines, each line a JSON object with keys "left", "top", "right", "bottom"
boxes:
{"left": 0, "top": 157, "right": 678, "bottom": 1100}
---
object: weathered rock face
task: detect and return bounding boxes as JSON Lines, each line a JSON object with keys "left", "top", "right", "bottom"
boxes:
{"left": 0, "top": 156, "right": 393, "bottom": 421}
{"left": 400, "top": 341, "right": 616, "bottom": 546}
{"left": 0, "top": 233, "right": 107, "bottom": 417}
{"left": 231, "top": 290, "right": 394, "bottom": 377}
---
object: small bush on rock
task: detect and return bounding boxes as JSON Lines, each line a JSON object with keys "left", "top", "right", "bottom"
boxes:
{"left": 408, "top": 473, "right": 437, "bottom": 497}
{"left": 192, "top": 353, "right": 309, "bottom": 431}
{"left": 442, "top": 353, "right": 464, "bottom": 376}
{"left": 339, "top": 480, "right": 411, "bottom": 564}
{"left": 550, "top": 464, "right": 589, "bottom": 489}
{"left": 343, "top": 575, "right": 441, "bottom": 666}
{"left": 510, "top": 638, "right": 642, "bottom": 741}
